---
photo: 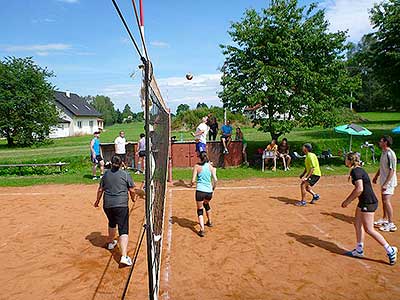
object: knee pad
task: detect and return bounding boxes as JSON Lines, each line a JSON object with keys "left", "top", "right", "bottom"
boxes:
{"left": 197, "top": 208, "right": 204, "bottom": 216}
{"left": 204, "top": 203, "right": 211, "bottom": 211}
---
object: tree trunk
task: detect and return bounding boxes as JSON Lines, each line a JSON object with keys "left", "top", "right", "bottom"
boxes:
{"left": 6, "top": 136, "right": 14, "bottom": 147}
{"left": 270, "top": 132, "right": 282, "bottom": 141}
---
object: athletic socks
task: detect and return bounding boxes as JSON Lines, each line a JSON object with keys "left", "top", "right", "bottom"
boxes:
{"left": 384, "top": 243, "right": 395, "bottom": 254}
{"left": 356, "top": 243, "right": 364, "bottom": 252}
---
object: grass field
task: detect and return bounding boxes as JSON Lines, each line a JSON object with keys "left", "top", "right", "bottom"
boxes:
{"left": 0, "top": 112, "right": 399, "bottom": 186}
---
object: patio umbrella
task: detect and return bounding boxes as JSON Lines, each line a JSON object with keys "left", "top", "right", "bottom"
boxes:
{"left": 392, "top": 126, "right": 400, "bottom": 134}
{"left": 334, "top": 123, "right": 372, "bottom": 151}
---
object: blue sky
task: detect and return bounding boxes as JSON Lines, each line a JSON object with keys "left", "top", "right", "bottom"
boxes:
{"left": 0, "top": 0, "right": 377, "bottom": 113}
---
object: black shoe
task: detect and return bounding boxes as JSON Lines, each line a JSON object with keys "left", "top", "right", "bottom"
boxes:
{"left": 205, "top": 221, "right": 213, "bottom": 227}
{"left": 198, "top": 230, "right": 205, "bottom": 237}
{"left": 310, "top": 194, "right": 320, "bottom": 204}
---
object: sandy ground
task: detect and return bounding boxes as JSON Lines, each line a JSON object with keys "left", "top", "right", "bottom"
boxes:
{"left": 0, "top": 176, "right": 399, "bottom": 300}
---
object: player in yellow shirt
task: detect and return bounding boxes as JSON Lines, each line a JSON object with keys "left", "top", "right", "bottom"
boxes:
{"left": 297, "top": 143, "right": 321, "bottom": 206}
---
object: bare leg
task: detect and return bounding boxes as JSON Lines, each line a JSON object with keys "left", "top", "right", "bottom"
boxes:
{"left": 382, "top": 194, "right": 394, "bottom": 223}
{"left": 222, "top": 138, "right": 227, "bottom": 150}
{"left": 361, "top": 212, "right": 390, "bottom": 247}
{"left": 306, "top": 184, "right": 316, "bottom": 197}
{"left": 354, "top": 208, "right": 365, "bottom": 244}
{"left": 301, "top": 181, "right": 308, "bottom": 200}
{"left": 196, "top": 201, "right": 205, "bottom": 231}
{"left": 281, "top": 155, "right": 287, "bottom": 170}
{"left": 119, "top": 234, "right": 129, "bottom": 257}
{"left": 100, "top": 161, "right": 105, "bottom": 175}
{"left": 107, "top": 226, "right": 117, "bottom": 243}
{"left": 272, "top": 157, "right": 277, "bottom": 171}
{"left": 286, "top": 155, "right": 291, "bottom": 168}
{"left": 92, "top": 163, "right": 97, "bottom": 177}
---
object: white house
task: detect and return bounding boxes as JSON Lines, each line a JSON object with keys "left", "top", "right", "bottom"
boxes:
{"left": 50, "top": 91, "right": 103, "bottom": 138}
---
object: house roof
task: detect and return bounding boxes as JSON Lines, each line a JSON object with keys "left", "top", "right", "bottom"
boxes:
{"left": 54, "top": 91, "right": 102, "bottom": 117}
{"left": 58, "top": 118, "right": 71, "bottom": 123}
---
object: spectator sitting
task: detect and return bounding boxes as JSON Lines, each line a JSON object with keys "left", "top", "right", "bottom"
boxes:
{"left": 264, "top": 139, "right": 278, "bottom": 171}
{"left": 220, "top": 120, "right": 233, "bottom": 154}
{"left": 235, "top": 127, "right": 248, "bottom": 165}
{"left": 278, "top": 138, "right": 291, "bottom": 171}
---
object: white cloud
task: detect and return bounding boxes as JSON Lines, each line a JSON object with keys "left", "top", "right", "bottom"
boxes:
{"left": 320, "top": 0, "right": 376, "bottom": 41}
{"left": 99, "top": 73, "right": 222, "bottom": 112}
{"left": 150, "top": 41, "right": 170, "bottom": 48}
{"left": 2, "top": 43, "right": 72, "bottom": 52}
{"left": 36, "top": 52, "right": 50, "bottom": 56}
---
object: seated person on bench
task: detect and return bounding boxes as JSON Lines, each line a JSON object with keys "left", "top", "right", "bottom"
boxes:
{"left": 264, "top": 139, "right": 278, "bottom": 171}
{"left": 220, "top": 120, "right": 233, "bottom": 154}
{"left": 278, "top": 138, "right": 291, "bottom": 171}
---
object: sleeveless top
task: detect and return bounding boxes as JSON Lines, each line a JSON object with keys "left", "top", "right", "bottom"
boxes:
{"left": 92, "top": 138, "right": 100, "bottom": 155}
{"left": 196, "top": 162, "right": 213, "bottom": 193}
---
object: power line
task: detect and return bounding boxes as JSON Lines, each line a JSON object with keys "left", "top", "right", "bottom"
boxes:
{"left": 111, "top": 0, "right": 145, "bottom": 61}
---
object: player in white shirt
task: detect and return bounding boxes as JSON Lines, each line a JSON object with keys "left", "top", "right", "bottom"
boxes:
{"left": 114, "top": 131, "right": 127, "bottom": 168}
{"left": 373, "top": 135, "right": 398, "bottom": 232}
{"left": 192, "top": 116, "right": 209, "bottom": 154}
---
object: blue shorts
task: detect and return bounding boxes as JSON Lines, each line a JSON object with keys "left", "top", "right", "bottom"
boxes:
{"left": 196, "top": 142, "right": 206, "bottom": 153}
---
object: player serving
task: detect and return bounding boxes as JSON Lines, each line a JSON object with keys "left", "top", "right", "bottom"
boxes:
{"left": 191, "top": 152, "right": 218, "bottom": 237}
{"left": 342, "top": 152, "right": 397, "bottom": 265}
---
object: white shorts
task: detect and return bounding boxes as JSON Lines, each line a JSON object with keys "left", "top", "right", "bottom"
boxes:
{"left": 382, "top": 185, "right": 396, "bottom": 195}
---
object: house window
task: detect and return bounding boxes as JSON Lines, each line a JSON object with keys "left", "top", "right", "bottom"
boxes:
{"left": 77, "top": 121, "right": 82, "bottom": 129}
{"left": 89, "top": 121, "right": 93, "bottom": 128}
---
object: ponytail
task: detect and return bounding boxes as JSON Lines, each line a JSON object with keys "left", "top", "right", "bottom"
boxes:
{"left": 346, "top": 152, "right": 362, "bottom": 168}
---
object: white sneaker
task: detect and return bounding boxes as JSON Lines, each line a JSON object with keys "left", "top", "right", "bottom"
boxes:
{"left": 380, "top": 222, "right": 397, "bottom": 232}
{"left": 374, "top": 218, "right": 388, "bottom": 227}
{"left": 120, "top": 255, "right": 133, "bottom": 266}
{"left": 106, "top": 240, "right": 118, "bottom": 250}
{"left": 92, "top": 176, "right": 98, "bottom": 180}
{"left": 135, "top": 171, "right": 141, "bottom": 175}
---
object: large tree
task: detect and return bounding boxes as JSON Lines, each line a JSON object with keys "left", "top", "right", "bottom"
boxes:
{"left": 176, "top": 103, "right": 190, "bottom": 115}
{"left": 219, "top": 0, "right": 358, "bottom": 139}
{"left": 369, "top": 0, "right": 400, "bottom": 108}
{"left": 122, "top": 104, "right": 133, "bottom": 119}
{"left": 0, "top": 57, "right": 58, "bottom": 147}
{"left": 87, "top": 95, "right": 117, "bottom": 126}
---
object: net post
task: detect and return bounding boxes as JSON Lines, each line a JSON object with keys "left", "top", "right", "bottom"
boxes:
{"left": 143, "top": 57, "right": 155, "bottom": 300}
{"left": 168, "top": 108, "right": 173, "bottom": 183}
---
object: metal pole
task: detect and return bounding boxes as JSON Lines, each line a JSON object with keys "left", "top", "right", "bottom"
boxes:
{"left": 350, "top": 91, "right": 353, "bottom": 111}
{"left": 349, "top": 135, "right": 352, "bottom": 152}
{"left": 143, "top": 58, "right": 154, "bottom": 300}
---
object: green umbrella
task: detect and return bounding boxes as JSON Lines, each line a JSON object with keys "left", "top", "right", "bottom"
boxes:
{"left": 334, "top": 123, "right": 372, "bottom": 151}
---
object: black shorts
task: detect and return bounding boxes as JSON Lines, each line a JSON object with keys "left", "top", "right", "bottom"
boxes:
{"left": 307, "top": 175, "right": 320, "bottom": 187}
{"left": 221, "top": 135, "right": 231, "bottom": 141}
{"left": 103, "top": 207, "right": 129, "bottom": 235}
{"left": 116, "top": 153, "right": 126, "bottom": 162}
{"left": 358, "top": 201, "right": 378, "bottom": 213}
{"left": 91, "top": 155, "right": 103, "bottom": 164}
{"left": 196, "top": 191, "right": 213, "bottom": 202}
{"left": 139, "top": 150, "right": 146, "bottom": 157}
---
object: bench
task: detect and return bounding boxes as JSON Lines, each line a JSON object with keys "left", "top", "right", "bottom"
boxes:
{"left": 0, "top": 162, "right": 69, "bottom": 175}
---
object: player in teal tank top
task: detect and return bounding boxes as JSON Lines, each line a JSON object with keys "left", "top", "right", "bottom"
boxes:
{"left": 191, "top": 152, "right": 218, "bottom": 237}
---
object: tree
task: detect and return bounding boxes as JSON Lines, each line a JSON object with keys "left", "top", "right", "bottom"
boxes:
{"left": 0, "top": 57, "right": 58, "bottom": 147}
{"left": 116, "top": 109, "right": 123, "bottom": 124}
{"left": 176, "top": 103, "right": 190, "bottom": 115}
{"left": 369, "top": 0, "right": 400, "bottom": 108}
{"left": 122, "top": 104, "right": 133, "bottom": 119}
{"left": 87, "top": 95, "right": 117, "bottom": 126}
{"left": 219, "top": 0, "right": 358, "bottom": 139}
{"left": 196, "top": 102, "right": 208, "bottom": 109}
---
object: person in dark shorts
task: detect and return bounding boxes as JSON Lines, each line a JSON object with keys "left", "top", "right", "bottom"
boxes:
{"left": 94, "top": 155, "right": 136, "bottom": 266}
{"left": 341, "top": 152, "right": 397, "bottom": 265}
{"left": 136, "top": 133, "right": 146, "bottom": 174}
{"left": 297, "top": 143, "right": 321, "bottom": 206}
{"left": 190, "top": 152, "right": 218, "bottom": 237}
{"left": 90, "top": 131, "right": 105, "bottom": 180}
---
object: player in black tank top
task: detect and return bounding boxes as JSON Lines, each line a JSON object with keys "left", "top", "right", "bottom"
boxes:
{"left": 341, "top": 153, "right": 397, "bottom": 265}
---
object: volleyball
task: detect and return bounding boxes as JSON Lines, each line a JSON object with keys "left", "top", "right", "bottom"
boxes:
{"left": 186, "top": 73, "right": 193, "bottom": 80}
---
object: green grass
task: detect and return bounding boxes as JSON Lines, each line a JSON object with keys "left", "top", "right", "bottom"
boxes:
{"left": 0, "top": 112, "right": 399, "bottom": 186}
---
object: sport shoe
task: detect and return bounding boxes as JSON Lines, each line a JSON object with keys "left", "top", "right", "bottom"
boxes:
{"left": 295, "top": 200, "right": 307, "bottom": 207}
{"left": 106, "top": 240, "right": 118, "bottom": 250}
{"left": 374, "top": 218, "right": 388, "bottom": 227}
{"left": 120, "top": 255, "right": 133, "bottom": 266}
{"left": 345, "top": 248, "right": 364, "bottom": 258}
{"left": 388, "top": 246, "right": 398, "bottom": 265}
{"left": 198, "top": 230, "right": 205, "bottom": 237}
{"left": 135, "top": 171, "right": 141, "bottom": 175}
{"left": 205, "top": 221, "right": 213, "bottom": 227}
{"left": 92, "top": 176, "right": 98, "bottom": 180}
{"left": 379, "top": 222, "right": 397, "bottom": 232}
{"left": 310, "top": 194, "right": 320, "bottom": 204}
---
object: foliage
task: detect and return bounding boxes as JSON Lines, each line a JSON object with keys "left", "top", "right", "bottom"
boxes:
{"left": 219, "top": 0, "right": 358, "bottom": 139}
{"left": 172, "top": 106, "right": 250, "bottom": 130}
{"left": 86, "top": 95, "right": 117, "bottom": 126}
{"left": 176, "top": 104, "right": 190, "bottom": 115}
{"left": 196, "top": 102, "right": 208, "bottom": 109}
{"left": 0, "top": 56, "right": 58, "bottom": 147}
{"left": 369, "top": 0, "right": 400, "bottom": 108}
{"left": 122, "top": 104, "right": 133, "bottom": 119}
